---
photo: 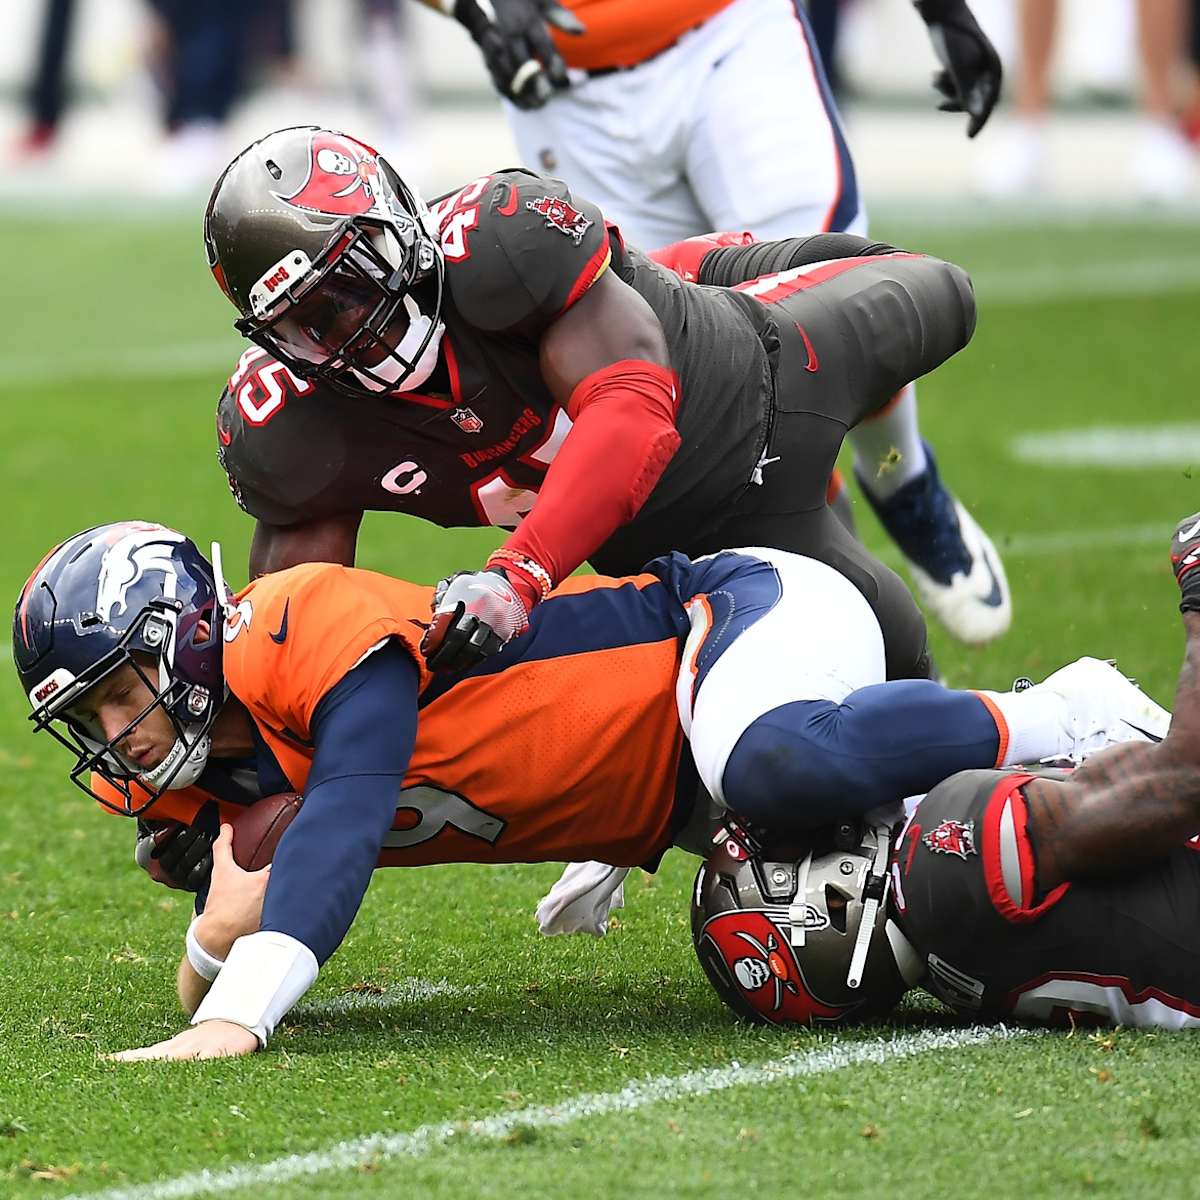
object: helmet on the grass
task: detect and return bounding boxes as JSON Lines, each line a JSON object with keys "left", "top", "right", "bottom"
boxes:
{"left": 692, "top": 820, "right": 918, "bottom": 1026}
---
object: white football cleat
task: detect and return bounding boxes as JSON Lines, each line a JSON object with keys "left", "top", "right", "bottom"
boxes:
{"left": 905, "top": 500, "right": 1012, "bottom": 646}
{"left": 1033, "top": 656, "right": 1172, "bottom": 762}
{"left": 858, "top": 442, "right": 1011, "bottom": 646}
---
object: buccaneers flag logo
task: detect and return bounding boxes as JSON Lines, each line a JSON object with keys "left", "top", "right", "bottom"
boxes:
{"left": 526, "top": 195, "right": 593, "bottom": 245}
{"left": 279, "top": 132, "right": 383, "bottom": 218}
{"left": 699, "top": 911, "right": 845, "bottom": 1025}
{"left": 923, "top": 818, "right": 977, "bottom": 859}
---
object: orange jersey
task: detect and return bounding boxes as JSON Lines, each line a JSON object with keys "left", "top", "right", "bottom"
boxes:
{"left": 551, "top": 0, "right": 734, "bottom": 70}
{"left": 117, "top": 562, "right": 692, "bottom": 869}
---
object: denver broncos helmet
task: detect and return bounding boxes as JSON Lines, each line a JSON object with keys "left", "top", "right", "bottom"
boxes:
{"left": 692, "top": 820, "right": 922, "bottom": 1026}
{"left": 204, "top": 125, "right": 444, "bottom": 398}
{"left": 13, "top": 522, "right": 227, "bottom": 815}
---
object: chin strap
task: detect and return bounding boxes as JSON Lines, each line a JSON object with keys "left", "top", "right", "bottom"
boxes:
{"left": 847, "top": 824, "right": 892, "bottom": 990}
{"left": 210, "top": 541, "right": 238, "bottom": 622}
{"left": 788, "top": 850, "right": 814, "bottom": 948}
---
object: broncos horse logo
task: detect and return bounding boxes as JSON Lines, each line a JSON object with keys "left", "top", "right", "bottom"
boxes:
{"left": 95, "top": 525, "right": 185, "bottom": 622}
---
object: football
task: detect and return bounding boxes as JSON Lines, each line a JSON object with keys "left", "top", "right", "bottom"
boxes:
{"left": 231, "top": 792, "right": 304, "bottom": 871}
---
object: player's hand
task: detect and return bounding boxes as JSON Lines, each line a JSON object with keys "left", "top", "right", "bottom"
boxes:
{"left": 421, "top": 568, "right": 529, "bottom": 672}
{"left": 449, "top": 0, "right": 585, "bottom": 110}
{"left": 135, "top": 818, "right": 215, "bottom": 892}
{"left": 106, "top": 1020, "right": 259, "bottom": 1062}
{"left": 914, "top": 0, "right": 1002, "bottom": 138}
{"left": 1171, "top": 512, "right": 1200, "bottom": 614}
{"left": 199, "top": 825, "right": 271, "bottom": 949}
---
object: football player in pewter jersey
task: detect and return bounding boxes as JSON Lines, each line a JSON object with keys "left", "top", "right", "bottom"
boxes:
{"left": 206, "top": 125, "right": 991, "bottom": 684}
{"left": 696, "top": 515, "right": 1200, "bottom": 1032}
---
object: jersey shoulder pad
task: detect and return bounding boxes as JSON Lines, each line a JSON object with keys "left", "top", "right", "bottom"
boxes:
{"left": 436, "top": 169, "right": 610, "bottom": 335}
{"left": 217, "top": 348, "right": 349, "bottom": 526}
{"left": 223, "top": 562, "right": 432, "bottom": 739}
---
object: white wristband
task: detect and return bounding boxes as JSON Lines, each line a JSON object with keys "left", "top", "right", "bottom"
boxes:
{"left": 191, "top": 931, "right": 319, "bottom": 1048}
{"left": 186, "top": 916, "right": 227, "bottom": 982}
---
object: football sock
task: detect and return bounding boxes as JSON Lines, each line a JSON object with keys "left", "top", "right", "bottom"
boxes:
{"left": 975, "top": 686, "right": 1071, "bottom": 767}
{"left": 850, "top": 383, "right": 928, "bottom": 500}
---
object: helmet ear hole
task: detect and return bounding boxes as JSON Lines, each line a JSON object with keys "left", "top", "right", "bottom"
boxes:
{"left": 825, "top": 885, "right": 849, "bottom": 934}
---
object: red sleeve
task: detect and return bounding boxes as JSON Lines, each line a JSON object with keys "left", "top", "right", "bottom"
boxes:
{"left": 648, "top": 231, "right": 755, "bottom": 282}
{"left": 487, "top": 360, "right": 680, "bottom": 608}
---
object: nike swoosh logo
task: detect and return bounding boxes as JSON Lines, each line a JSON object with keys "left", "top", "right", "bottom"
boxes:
{"left": 217, "top": 423, "right": 233, "bottom": 447}
{"left": 1121, "top": 719, "right": 1163, "bottom": 744}
{"left": 270, "top": 599, "right": 290, "bottom": 645}
{"left": 977, "top": 550, "right": 1003, "bottom": 608}
{"left": 795, "top": 323, "right": 819, "bottom": 373}
{"left": 1179, "top": 519, "right": 1200, "bottom": 542}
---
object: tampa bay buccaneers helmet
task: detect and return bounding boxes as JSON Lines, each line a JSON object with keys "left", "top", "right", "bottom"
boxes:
{"left": 203, "top": 125, "right": 444, "bottom": 398}
{"left": 692, "top": 820, "right": 923, "bottom": 1026}
{"left": 13, "top": 522, "right": 228, "bottom": 815}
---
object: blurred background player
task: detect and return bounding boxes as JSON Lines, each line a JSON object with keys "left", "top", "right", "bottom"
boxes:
{"left": 981, "top": 0, "right": 1194, "bottom": 199}
{"left": 428, "top": 0, "right": 1011, "bottom": 647}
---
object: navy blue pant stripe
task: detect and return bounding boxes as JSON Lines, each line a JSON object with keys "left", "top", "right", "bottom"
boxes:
{"left": 789, "top": 0, "right": 860, "bottom": 233}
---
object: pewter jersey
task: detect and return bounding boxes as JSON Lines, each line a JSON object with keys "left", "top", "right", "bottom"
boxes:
{"left": 894, "top": 769, "right": 1200, "bottom": 1029}
{"left": 216, "top": 168, "right": 974, "bottom": 577}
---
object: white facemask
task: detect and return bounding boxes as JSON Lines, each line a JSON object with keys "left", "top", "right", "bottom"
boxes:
{"left": 353, "top": 293, "right": 445, "bottom": 394}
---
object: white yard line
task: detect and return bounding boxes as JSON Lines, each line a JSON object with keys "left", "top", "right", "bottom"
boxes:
{"left": 295, "top": 978, "right": 474, "bottom": 1016}
{"left": 974, "top": 257, "right": 1200, "bottom": 306}
{"left": 997, "top": 523, "right": 1162, "bottom": 557}
{"left": 0, "top": 340, "right": 238, "bottom": 388}
{"left": 865, "top": 521, "right": 1162, "bottom": 567}
{"left": 3, "top": 256, "right": 1200, "bottom": 389}
{"left": 68, "top": 1025, "right": 1026, "bottom": 1200}
{"left": 1010, "top": 425, "right": 1200, "bottom": 468}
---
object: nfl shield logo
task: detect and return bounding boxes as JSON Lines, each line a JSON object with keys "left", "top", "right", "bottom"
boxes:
{"left": 450, "top": 407, "right": 483, "bottom": 434}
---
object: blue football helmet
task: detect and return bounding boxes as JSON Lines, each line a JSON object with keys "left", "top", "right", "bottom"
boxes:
{"left": 13, "top": 522, "right": 227, "bottom": 815}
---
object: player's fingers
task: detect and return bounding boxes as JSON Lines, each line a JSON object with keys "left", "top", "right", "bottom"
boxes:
{"left": 212, "top": 823, "right": 235, "bottom": 863}
{"left": 421, "top": 606, "right": 460, "bottom": 666}
{"left": 106, "top": 1040, "right": 173, "bottom": 1062}
{"left": 543, "top": 1, "right": 585, "bottom": 35}
{"left": 462, "top": 619, "right": 503, "bottom": 665}
{"left": 176, "top": 835, "right": 212, "bottom": 881}
{"left": 966, "top": 79, "right": 1000, "bottom": 138}
{"left": 509, "top": 59, "right": 550, "bottom": 107}
{"left": 425, "top": 608, "right": 474, "bottom": 670}
{"left": 526, "top": 23, "right": 570, "bottom": 87}
{"left": 931, "top": 69, "right": 960, "bottom": 105}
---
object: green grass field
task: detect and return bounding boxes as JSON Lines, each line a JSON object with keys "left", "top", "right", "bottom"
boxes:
{"left": 2, "top": 210, "right": 1200, "bottom": 1199}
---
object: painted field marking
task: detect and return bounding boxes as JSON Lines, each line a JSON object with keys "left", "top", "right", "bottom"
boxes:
{"left": 0, "top": 340, "right": 240, "bottom": 387}
{"left": 975, "top": 256, "right": 1200, "bottom": 306}
{"left": 68, "top": 1025, "right": 1027, "bottom": 1200}
{"left": 1011, "top": 425, "right": 1200, "bottom": 469}
{"left": 296, "top": 978, "right": 474, "bottom": 1017}
{"left": 3, "top": 255, "right": 1200, "bottom": 389}
{"left": 864, "top": 522, "right": 1163, "bottom": 569}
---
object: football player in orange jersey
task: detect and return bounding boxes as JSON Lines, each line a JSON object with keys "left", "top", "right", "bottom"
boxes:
{"left": 14, "top": 523, "right": 1166, "bottom": 1059}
